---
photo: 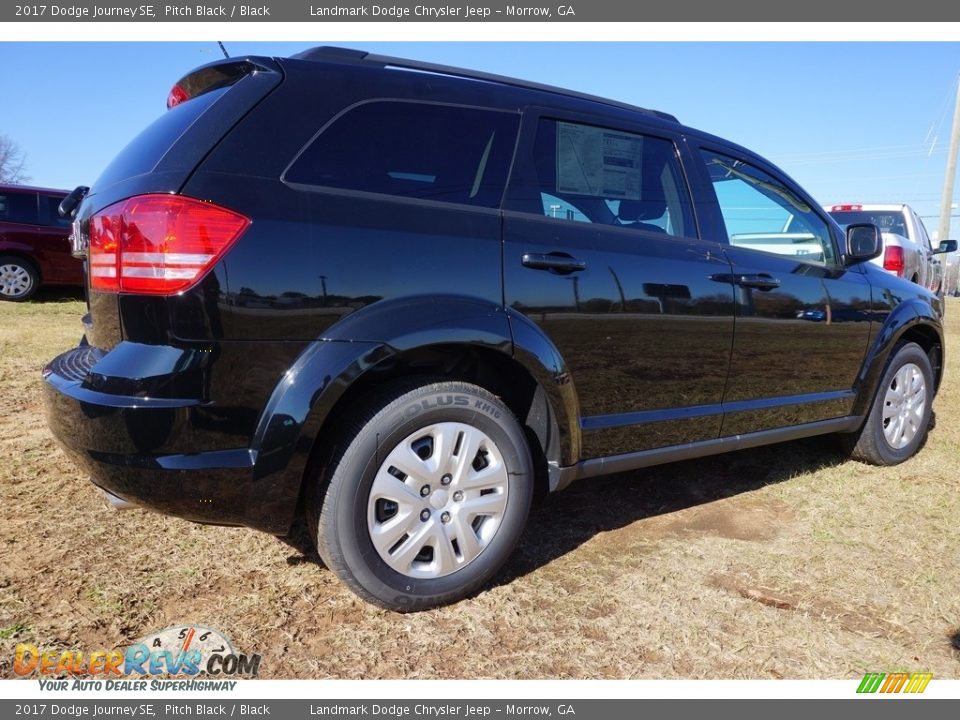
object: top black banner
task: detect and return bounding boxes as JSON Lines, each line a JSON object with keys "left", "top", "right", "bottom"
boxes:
{"left": 4, "top": 0, "right": 960, "bottom": 21}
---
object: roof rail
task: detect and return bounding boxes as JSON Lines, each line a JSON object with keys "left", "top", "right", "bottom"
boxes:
{"left": 290, "top": 46, "right": 679, "bottom": 124}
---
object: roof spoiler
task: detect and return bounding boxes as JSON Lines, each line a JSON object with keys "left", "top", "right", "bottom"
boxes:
{"left": 168, "top": 58, "right": 278, "bottom": 110}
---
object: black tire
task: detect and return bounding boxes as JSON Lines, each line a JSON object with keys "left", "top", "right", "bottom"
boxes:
{"left": 0, "top": 255, "right": 39, "bottom": 301}
{"left": 847, "top": 342, "right": 934, "bottom": 466}
{"left": 309, "top": 379, "right": 534, "bottom": 611}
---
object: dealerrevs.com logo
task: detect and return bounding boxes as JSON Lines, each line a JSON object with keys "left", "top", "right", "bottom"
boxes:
{"left": 15, "top": 625, "right": 261, "bottom": 689}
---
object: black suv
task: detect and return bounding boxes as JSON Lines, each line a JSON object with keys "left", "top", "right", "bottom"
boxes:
{"left": 44, "top": 48, "right": 947, "bottom": 611}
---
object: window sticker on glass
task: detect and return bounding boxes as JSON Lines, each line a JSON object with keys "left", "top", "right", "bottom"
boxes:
{"left": 556, "top": 122, "right": 643, "bottom": 199}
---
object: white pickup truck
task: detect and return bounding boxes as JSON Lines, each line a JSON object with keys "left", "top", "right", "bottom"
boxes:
{"left": 826, "top": 203, "right": 947, "bottom": 295}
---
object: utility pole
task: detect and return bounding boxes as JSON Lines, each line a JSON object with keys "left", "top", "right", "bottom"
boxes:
{"left": 938, "top": 75, "right": 960, "bottom": 244}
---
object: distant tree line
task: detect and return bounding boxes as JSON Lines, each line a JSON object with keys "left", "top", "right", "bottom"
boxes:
{"left": 0, "top": 135, "right": 30, "bottom": 184}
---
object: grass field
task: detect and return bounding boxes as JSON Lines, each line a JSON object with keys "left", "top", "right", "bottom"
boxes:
{"left": 1, "top": 290, "right": 958, "bottom": 679}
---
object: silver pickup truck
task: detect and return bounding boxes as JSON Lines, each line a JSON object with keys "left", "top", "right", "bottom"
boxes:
{"left": 827, "top": 203, "right": 948, "bottom": 295}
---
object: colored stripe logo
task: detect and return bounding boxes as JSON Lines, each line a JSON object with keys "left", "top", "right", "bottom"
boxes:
{"left": 857, "top": 672, "right": 932, "bottom": 694}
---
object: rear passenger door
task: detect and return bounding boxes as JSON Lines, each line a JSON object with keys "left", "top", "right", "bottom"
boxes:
{"left": 691, "top": 146, "right": 872, "bottom": 436}
{"left": 503, "top": 112, "right": 736, "bottom": 460}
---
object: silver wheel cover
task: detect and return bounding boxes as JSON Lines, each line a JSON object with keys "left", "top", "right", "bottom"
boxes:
{"left": 367, "top": 422, "right": 509, "bottom": 579}
{"left": 0, "top": 263, "right": 33, "bottom": 298}
{"left": 882, "top": 362, "right": 927, "bottom": 450}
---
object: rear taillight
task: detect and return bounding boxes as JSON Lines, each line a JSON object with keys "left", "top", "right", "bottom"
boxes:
{"left": 88, "top": 195, "right": 249, "bottom": 295}
{"left": 882, "top": 246, "right": 905, "bottom": 277}
{"left": 831, "top": 204, "right": 862, "bottom": 212}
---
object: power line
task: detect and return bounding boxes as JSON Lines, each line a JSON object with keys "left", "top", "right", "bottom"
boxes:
{"left": 778, "top": 142, "right": 928, "bottom": 159}
{"left": 784, "top": 149, "right": 949, "bottom": 167}
{"left": 778, "top": 145, "right": 944, "bottom": 161}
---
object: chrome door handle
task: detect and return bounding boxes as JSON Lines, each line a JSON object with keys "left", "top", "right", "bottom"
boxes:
{"left": 521, "top": 252, "right": 587, "bottom": 273}
{"left": 735, "top": 274, "right": 780, "bottom": 291}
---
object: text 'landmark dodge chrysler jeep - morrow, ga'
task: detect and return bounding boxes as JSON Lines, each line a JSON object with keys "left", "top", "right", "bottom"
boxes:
{"left": 44, "top": 48, "right": 950, "bottom": 610}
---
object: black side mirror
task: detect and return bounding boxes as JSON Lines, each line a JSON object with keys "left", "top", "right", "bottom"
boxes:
{"left": 934, "top": 239, "right": 958, "bottom": 254}
{"left": 845, "top": 223, "right": 882, "bottom": 265}
{"left": 58, "top": 185, "right": 89, "bottom": 220}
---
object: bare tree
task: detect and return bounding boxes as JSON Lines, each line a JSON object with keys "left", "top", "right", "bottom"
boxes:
{"left": 0, "top": 135, "right": 30, "bottom": 184}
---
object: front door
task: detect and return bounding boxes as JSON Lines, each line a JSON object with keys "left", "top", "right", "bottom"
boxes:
{"left": 694, "top": 147, "right": 872, "bottom": 436}
{"left": 503, "top": 113, "right": 736, "bottom": 460}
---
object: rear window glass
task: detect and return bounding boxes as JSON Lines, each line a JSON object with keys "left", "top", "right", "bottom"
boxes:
{"left": 829, "top": 210, "right": 908, "bottom": 237}
{"left": 284, "top": 101, "right": 520, "bottom": 208}
{"left": 0, "top": 191, "right": 38, "bottom": 225}
{"left": 93, "top": 86, "right": 229, "bottom": 191}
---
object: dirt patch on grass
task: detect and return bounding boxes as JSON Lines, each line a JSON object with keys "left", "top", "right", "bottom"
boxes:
{"left": 650, "top": 498, "right": 794, "bottom": 543}
{"left": 1, "top": 296, "right": 959, "bottom": 679}
{"left": 710, "top": 571, "right": 910, "bottom": 640}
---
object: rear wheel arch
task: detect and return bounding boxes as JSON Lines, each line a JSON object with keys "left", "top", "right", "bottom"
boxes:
{"left": 251, "top": 298, "right": 581, "bottom": 536}
{"left": 296, "top": 342, "right": 561, "bottom": 519}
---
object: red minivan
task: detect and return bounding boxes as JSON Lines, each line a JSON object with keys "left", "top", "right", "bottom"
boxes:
{"left": 0, "top": 183, "right": 83, "bottom": 301}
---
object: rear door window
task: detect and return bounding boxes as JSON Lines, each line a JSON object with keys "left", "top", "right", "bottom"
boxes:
{"left": 284, "top": 101, "right": 520, "bottom": 208}
{"left": 506, "top": 117, "right": 696, "bottom": 238}
{"left": 0, "top": 190, "right": 39, "bottom": 225}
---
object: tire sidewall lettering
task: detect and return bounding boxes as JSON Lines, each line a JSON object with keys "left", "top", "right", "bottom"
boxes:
{"left": 387, "top": 395, "right": 498, "bottom": 433}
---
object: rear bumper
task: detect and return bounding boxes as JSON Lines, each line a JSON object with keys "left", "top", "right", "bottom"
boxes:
{"left": 42, "top": 344, "right": 289, "bottom": 533}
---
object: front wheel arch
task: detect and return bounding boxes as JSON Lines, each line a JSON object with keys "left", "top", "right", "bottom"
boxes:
{"left": 845, "top": 341, "right": 934, "bottom": 466}
{"left": 852, "top": 304, "right": 943, "bottom": 421}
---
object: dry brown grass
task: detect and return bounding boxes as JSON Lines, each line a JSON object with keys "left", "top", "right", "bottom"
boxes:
{"left": 1, "top": 290, "right": 958, "bottom": 679}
